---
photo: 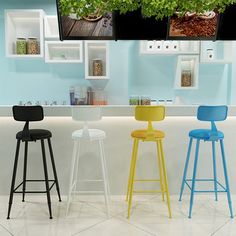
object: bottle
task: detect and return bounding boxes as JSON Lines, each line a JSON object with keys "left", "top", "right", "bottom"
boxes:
{"left": 69, "top": 86, "right": 75, "bottom": 105}
{"left": 27, "top": 37, "right": 39, "bottom": 54}
{"left": 16, "top": 38, "right": 27, "bottom": 55}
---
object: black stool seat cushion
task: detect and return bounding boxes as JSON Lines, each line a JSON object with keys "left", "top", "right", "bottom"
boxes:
{"left": 16, "top": 129, "right": 52, "bottom": 141}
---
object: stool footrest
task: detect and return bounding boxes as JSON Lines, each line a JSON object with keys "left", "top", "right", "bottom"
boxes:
{"left": 14, "top": 180, "right": 56, "bottom": 194}
{"left": 71, "top": 190, "right": 104, "bottom": 194}
{"left": 134, "top": 179, "right": 160, "bottom": 182}
{"left": 185, "top": 178, "right": 227, "bottom": 193}
{"left": 133, "top": 190, "right": 164, "bottom": 194}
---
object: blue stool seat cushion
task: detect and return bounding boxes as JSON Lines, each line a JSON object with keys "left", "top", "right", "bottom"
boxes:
{"left": 189, "top": 129, "right": 224, "bottom": 140}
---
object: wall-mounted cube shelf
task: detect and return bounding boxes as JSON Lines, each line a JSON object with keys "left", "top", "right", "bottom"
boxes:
{"left": 85, "top": 41, "right": 109, "bottom": 80}
{"left": 44, "top": 15, "right": 59, "bottom": 39}
{"left": 140, "top": 41, "right": 200, "bottom": 55}
{"left": 200, "top": 41, "right": 233, "bottom": 64}
{"left": 5, "top": 9, "right": 44, "bottom": 58}
{"left": 175, "top": 55, "right": 199, "bottom": 90}
{"left": 45, "top": 41, "right": 83, "bottom": 63}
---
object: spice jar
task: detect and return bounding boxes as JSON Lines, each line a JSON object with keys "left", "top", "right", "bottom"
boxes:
{"left": 129, "top": 96, "right": 139, "bottom": 105}
{"left": 181, "top": 70, "right": 192, "bottom": 87}
{"left": 141, "top": 96, "right": 151, "bottom": 105}
{"left": 27, "top": 37, "right": 39, "bottom": 54}
{"left": 92, "top": 59, "right": 103, "bottom": 76}
{"left": 16, "top": 38, "right": 27, "bottom": 55}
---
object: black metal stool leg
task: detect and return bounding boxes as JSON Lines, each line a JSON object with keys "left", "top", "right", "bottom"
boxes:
{"left": 47, "top": 138, "right": 61, "bottom": 202}
{"left": 7, "top": 140, "right": 21, "bottom": 219}
{"left": 22, "top": 141, "right": 28, "bottom": 202}
{"left": 41, "top": 139, "right": 53, "bottom": 219}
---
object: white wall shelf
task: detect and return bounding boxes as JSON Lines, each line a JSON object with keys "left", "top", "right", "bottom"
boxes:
{"left": 85, "top": 41, "right": 109, "bottom": 80}
{"left": 140, "top": 41, "right": 200, "bottom": 55}
{"left": 175, "top": 55, "right": 199, "bottom": 90}
{"left": 44, "top": 15, "right": 59, "bottom": 39}
{"left": 200, "top": 41, "right": 233, "bottom": 64}
{"left": 5, "top": 9, "right": 44, "bottom": 58}
{"left": 45, "top": 41, "right": 83, "bottom": 63}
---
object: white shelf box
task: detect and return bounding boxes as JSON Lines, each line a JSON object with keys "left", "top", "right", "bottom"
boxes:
{"left": 45, "top": 41, "right": 83, "bottom": 63}
{"left": 175, "top": 55, "right": 199, "bottom": 90}
{"left": 44, "top": 15, "right": 59, "bottom": 39}
{"left": 85, "top": 41, "right": 109, "bottom": 79}
{"left": 5, "top": 9, "right": 44, "bottom": 58}
{"left": 140, "top": 41, "right": 200, "bottom": 55}
{"left": 200, "top": 41, "right": 232, "bottom": 64}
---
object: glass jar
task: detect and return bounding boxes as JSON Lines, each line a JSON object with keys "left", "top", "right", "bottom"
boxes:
{"left": 141, "top": 96, "right": 151, "bottom": 105}
{"left": 129, "top": 96, "right": 139, "bottom": 105}
{"left": 92, "top": 90, "right": 107, "bottom": 105}
{"left": 16, "top": 38, "right": 27, "bottom": 55}
{"left": 92, "top": 59, "right": 103, "bottom": 76}
{"left": 27, "top": 37, "right": 39, "bottom": 54}
{"left": 181, "top": 70, "right": 192, "bottom": 87}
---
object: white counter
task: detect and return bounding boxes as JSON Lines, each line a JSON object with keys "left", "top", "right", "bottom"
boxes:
{"left": 1, "top": 105, "right": 236, "bottom": 117}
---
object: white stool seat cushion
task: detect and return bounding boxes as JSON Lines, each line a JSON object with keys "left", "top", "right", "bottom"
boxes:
{"left": 72, "top": 129, "right": 106, "bottom": 141}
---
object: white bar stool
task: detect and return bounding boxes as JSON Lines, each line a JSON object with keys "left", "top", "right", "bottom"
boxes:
{"left": 66, "top": 107, "right": 110, "bottom": 217}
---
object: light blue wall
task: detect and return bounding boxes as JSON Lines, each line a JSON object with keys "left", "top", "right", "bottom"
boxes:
{"left": 0, "top": 0, "right": 235, "bottom": 105}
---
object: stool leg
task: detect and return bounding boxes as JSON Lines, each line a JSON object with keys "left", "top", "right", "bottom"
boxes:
{"left": 66, "top": 140, "right": 79, "bottom": 216}
{"left": 156, "top": 141, "right": 165, "bottom": 201}
{"left": 179, "top": 138, "right": 193, "bottom": 201}
{"left": 7, "top": 140, "right": 21, "bottom": 219}
{"left": 159, "top": 140, "right": 172, "bottom": 218}
{"left": 47, "top": 138, "right": 61, "bottom": 202}
{"left": 73, "top": 140, "right": 81, "bottom": 194}
{"left": 189, "top": 139, "right": 200, "bottom": 219}
{"left": 99, "top": 140, "right": 110, "bottom": 218}
{"left": 126, "top": 139, "right": 138, "bottom": 202}
{"left": 127, "top": 139, "right": 139, "bottom": 219}
{"left": 212, "top": 141, "right": 218, "bottom": 201}
{"left": 22, "top": 141, "right": 28, "bottom": 202}
{"left": 41, "top": 140, "right": 52, "bottom": 219}
{"left": 220, "top": 140, "right": 234, "bottom": 218}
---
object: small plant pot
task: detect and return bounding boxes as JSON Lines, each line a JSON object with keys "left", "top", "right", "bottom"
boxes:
{"left": 198, "top": 11, "right": 216, "bottom": 20}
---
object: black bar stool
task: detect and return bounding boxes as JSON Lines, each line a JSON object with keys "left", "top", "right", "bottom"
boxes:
{"left": 7, "top": 105, "right": 61, "bottom": 219}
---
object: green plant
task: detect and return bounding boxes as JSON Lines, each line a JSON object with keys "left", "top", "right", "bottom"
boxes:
{"left": 59, "top": 0, "right": 236, "bottom": 20}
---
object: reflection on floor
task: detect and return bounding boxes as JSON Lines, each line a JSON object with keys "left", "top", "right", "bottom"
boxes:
{"left": 0, "top": 195, "right": 235, "bottom": 236}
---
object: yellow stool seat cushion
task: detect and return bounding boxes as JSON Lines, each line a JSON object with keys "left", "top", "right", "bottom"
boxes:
{"left": 131, "top": 129, "right": 165, "bottom": 139}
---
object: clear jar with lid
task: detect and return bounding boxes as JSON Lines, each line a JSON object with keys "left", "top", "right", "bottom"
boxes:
{"left": 16, "top": 38, "right": 27, "bottom": 55}
{"left": 92, "top": 90, "right": 107, "bottom": 105}
{"left": 141, "top": 96, "right": 151, "bottom": 105}
{"left": 129, "top": 96, "right": 139, "bottom": 105}
{"left": 92, "top": 59, "right": 103, "bottom": 76}
{"left": 181, "top": 70, "right": 192, "bottom": 87}
{"left": 27, "top": 37, "right": 39, "bottom": 54}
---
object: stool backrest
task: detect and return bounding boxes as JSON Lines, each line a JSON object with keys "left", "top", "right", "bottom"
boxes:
{"left": 13, "top": 105, "right": 44, "bottom": 122}
{"left": 72, "top": 107, "right": 102, "bottom": 122}
{"left": 135, "top": 106, "right": 165, "bottom": 122}
{"left": 197, "top": 105, "right": 228, "bottom": 122}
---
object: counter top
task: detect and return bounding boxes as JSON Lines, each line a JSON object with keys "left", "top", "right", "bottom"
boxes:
{"left": 1, "top": 105, "right": 236, "bottom": 117}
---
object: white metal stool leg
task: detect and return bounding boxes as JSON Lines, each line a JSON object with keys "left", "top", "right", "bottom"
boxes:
{"left": 66, "top": 140, "right": 80, "bottom": 216}
{"left": 99, "top": 140, "right": 110, "bottom": 217}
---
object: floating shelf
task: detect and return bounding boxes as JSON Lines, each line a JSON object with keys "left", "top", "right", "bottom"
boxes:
{"left": 85, "top": 41, "right": 109, "bottom": 80}
{"left": 44, "top": 15, "right": 59, "bottom": 39}
{"left": 175, "top": 55, "right": 199, "bottom": 90}
{"left": 140, "top": 41, "right": 200, "bottom": 55}
{"left": 45, "top": 41, "right": 83, "bottom": 63}
{"left": 200, "top": 41, "right": 233, "bottom": 64}
{"left": 5, "top": 9, "right": 44, "bottom": 58}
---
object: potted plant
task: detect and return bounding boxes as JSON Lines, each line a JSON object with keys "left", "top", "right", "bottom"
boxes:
{"left": 58, "top": 0, "right": 236, "bottom": 20}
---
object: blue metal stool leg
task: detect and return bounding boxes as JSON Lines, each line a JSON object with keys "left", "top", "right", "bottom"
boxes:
{"left": 220, "top": 139, "right": 234, "bottom": 218}
{"left": 189, "top": 139, "right": 200, "bottom": 218}
{"left": 212, "top": 141, "right": 218, "bottom": 201}
{"left": 179, "top": 138, "right": 193, "bottom": 201}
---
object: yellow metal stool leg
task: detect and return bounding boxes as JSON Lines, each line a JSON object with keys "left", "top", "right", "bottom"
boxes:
{"left": 156, "top": 142, "right": 165, "bottom": 201}
{"left": 159, "top": 139, "right": 172, "bottom": 218}
{"left": 127, "top": 139, "right": 139, "bottom": 219}
{"left": 126, "top": 139, "right": 138, "bottom": 202}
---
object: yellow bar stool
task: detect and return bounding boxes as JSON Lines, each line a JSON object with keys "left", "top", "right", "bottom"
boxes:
{"left": 126, "top": 106, "right": 171, "bottom": 219}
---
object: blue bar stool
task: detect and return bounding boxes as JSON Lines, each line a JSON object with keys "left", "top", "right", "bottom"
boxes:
{"left": 179, "top": 105, "right": 233, "bottom": 218}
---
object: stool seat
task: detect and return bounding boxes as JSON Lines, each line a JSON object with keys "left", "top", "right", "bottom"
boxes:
{"left": 16, "top": 129, "right": 52, "bottom": 141}
{"left": 72, "top": 129, "right": 106, "bottom": 141}
{"left": 189, "top": 129, "right": 224, "bottom": 140}
{"left": 131, "top": 129, "right": 165, "bottom": 139}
